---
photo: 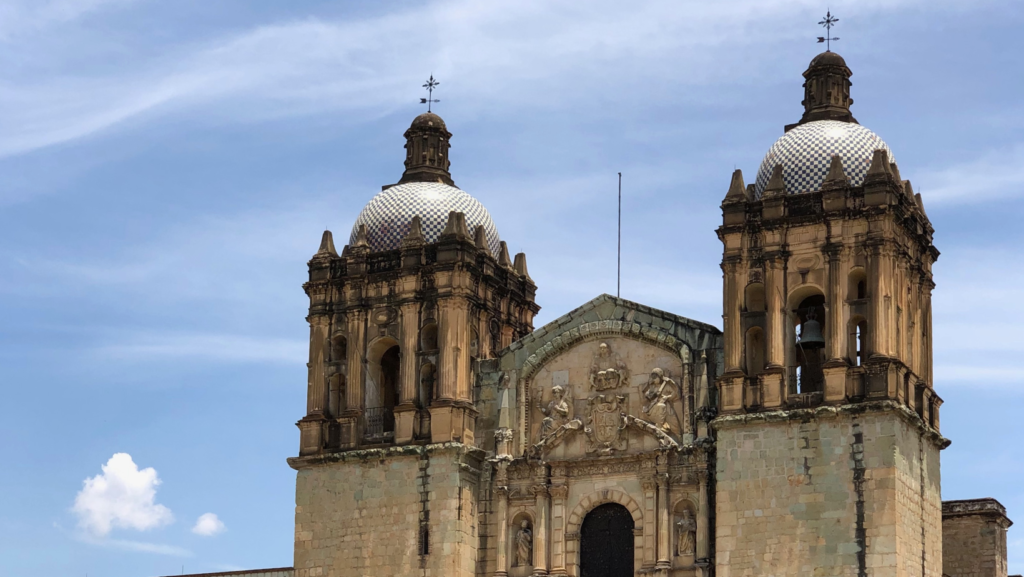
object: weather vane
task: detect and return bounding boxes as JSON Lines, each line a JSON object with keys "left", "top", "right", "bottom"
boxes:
{"left": 817, "top": 10, "right": 839, "bottom": 51}
{"left": 420, "top": 75, "right": 440, "bottom": 113}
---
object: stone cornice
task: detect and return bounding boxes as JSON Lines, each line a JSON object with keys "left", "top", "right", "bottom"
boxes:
{"left": 711, "top": 400, "right": 950, "bottom": 449}
{"left": 286, "top": 441, "right": 485, "bottom": 471}
{"left": 942, "top": 498, "right": 1013, "bottom": 527}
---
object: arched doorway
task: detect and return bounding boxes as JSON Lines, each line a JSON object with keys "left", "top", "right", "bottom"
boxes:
{"left": 580, "top": 503, "right": 634, "bottom": 577}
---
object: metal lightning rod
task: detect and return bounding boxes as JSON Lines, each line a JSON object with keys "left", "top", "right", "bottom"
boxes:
{"left": 617, "top": 172, "right": 622, "bottom": 298}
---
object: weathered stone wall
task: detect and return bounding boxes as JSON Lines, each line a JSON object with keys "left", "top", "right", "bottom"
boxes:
{"left": 714, "top": 405, "right": 943, "bottom": 577}
{"left": 942, "top": 499, "right": 1012, "bottom": 577}
{"left": 292, "top": 444, "right": 482, "bottom": 577}
{"left": 174, "top": 569, "right": 293, "bottom": 577}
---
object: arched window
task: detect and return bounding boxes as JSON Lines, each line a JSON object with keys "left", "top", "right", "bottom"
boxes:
{"left": 794, "top": 294, "right": 826, "bottom": 394}
{"left": 420, "top": 322, "right": 438, "bottom": 351}
{"left": 848, "top": 268, "right": 867, "bottom": 300}
{"left": 848, "top": 318, "right": 867, "bottom": 366}
{"left": 328, "top": 372, "right": 345, "bottom": 417}
{"left": 380, "top": 346, "right": 400, "bottom": 411}
{"left": 745, "top": 282, "right": 765, "bottom": 313}
{"left": 331, "top": 335, "right": 347, "bottom": 362}
{"left": 364, "top": 338, "right": 400, "bottom": 439}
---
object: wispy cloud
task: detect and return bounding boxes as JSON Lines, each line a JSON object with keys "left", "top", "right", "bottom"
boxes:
{"left": 917, "top": 144, "right": 1024, "bottom": 205}
{"left": 0, "top": 0, "right": 139, "bottom": 38}
{"left": 94, "top": 332, "right": 305, "bottom": 364}
{"left": 0, "top": 0, "right": 943, "bottom": 158}
{"left": 77, "top": 534, "right": 192, "bottom": 557}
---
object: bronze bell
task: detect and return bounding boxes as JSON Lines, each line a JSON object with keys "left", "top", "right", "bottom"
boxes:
{"left": 798, "top": 310, "right": 826, "bottom": 349}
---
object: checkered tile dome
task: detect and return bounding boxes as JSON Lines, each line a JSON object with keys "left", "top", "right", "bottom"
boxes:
{"left": 754, "top": 120, "right": 894, "bottom": 197}
{"left": 350, "top": 182, "right": 501, "bottom": 254}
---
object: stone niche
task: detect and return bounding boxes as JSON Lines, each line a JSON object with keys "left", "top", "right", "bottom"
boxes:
{"left": 529, "top": 337, "right": 688, "bottom": 460}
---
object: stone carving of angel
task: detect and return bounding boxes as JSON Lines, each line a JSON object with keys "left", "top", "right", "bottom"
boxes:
{"left": 642, "top": 368, "right": 680, "bottom": 433}
{"left": 538, "top": 384, "right": 573, "bottom": 436}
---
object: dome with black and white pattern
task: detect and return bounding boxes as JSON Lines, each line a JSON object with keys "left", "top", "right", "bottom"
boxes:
{"left": 349, "top": 181, "right": 501, "bottom": 254}
{"left": 754, "top": 120, "right": 895, "bottom": 197}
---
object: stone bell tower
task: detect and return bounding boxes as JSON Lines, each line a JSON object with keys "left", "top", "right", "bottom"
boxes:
{"left": 713, "top": 51, "right": 946, "bottom": 577}
{"left": 288, "top": 111, "right": 539, "bottom": 577}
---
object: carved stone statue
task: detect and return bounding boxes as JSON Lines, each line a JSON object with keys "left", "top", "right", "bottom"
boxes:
{"left": 676, "top": 509, "right": 697, "bottom": 556}
{"left": 538, "top": 384, "right": 573, "bottom": 436}
{"left": 590, "top": 342, "right": 628, "bottom": 391}
{"left": 642, "top": 368, "right": 680, "bottom": 433}
{"left": 514, "top": 519, "right": 533, "bottom": 566}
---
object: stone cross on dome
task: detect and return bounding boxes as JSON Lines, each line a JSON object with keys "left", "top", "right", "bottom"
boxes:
{"left": 420, "top": 74, "right": 440, "bottom": 113}
{"left": 817, "top": 10, "right": 840, "bottom": 51}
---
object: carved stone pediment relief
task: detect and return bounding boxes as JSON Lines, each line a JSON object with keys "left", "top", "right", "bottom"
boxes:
{"left": 590, "top": 342, "right": 629, "bottom": 391}
{"left": 584, "top": 394, "right": 628, "bottom": 455}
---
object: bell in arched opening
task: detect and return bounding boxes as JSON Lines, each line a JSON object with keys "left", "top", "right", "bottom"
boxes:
{"left": 798, "top": 310, "right": 826, "bottom": 350}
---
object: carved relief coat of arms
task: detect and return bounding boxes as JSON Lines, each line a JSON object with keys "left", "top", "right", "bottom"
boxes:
{"left": 585, "top": 394, "right": 628, "bottom": 455}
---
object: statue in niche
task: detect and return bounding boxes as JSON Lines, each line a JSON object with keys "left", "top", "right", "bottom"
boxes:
{"left": 675, "top": 509, "right": 696, "bottom": 556}
{"left": 514, "top": 520, "right": 533, "bottom": 566}
{"left": 538, "top": 384, "right": 573, "bottom": 436}
{"left": 590, "top": 342, "right": 628, "bottom": 391}
{"left": 641, "top": 368, "right": 682, "bottom": 434}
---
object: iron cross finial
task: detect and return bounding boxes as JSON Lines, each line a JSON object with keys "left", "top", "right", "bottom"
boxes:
{"left": 420, "top": 74, "right": 440, "bottom": 113}
{"left": 817, "top": 10, "right": 839, "bottom": 51}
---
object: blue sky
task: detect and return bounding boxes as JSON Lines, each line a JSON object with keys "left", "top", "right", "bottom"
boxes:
{"left": 1, "top": 1, "right": 1022, "bottom": 575}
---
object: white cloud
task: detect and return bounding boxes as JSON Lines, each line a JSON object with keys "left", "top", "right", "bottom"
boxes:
{"left": 917, "top": 144, "right": 1024, "bottom": 205}
{"left": 72, "top": 453, "right": 174, "bottom": 537}
{"left": 191, "top": 513, "right": 225, "bottom": 537}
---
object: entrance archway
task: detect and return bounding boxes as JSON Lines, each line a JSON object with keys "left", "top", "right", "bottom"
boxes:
{"left": 580, "top": 503, "right": 634, "bottom": 577}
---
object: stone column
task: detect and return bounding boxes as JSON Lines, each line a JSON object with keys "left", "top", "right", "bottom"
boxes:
{"left": 825, "top": 246, "right": 845, "bottom": 361}
{"left": 495, "top": 484, "right": 510, "bottom": 577}
{"left": 657, "top": 475, "right": 671, "bottom": 569}
{"left": 696, "top": 470, "right": 709, "bottom": 560}
{"left": 642, "top": 478, "right": 658, "bottom": 568}
{"left": 549, "top": 484, "right": 568, "bottom": 575}
{"left": 399, "top": 303, "right": 419, "bottom": 405}
{"left": 722, "top": 259, "right": 743, "bottom": 372}
{"left": 345, "top": 311, "right": 366, "bottom": 411}
{"left": 764, "top": 256, "right": 785, "bottom": 368}
{"left": 437, "top": 300, "right": 458, "bottom": 400}
{"left": 306, "top": 315, "right": 329, "bottom": 415}
{"left": 394, "top": 303, "right": 420, "bottom": 444}
{"left": 532, "top": 484, "right": 550, "bottom": 575}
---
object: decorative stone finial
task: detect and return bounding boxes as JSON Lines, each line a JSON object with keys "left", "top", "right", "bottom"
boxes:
{"left": 513, "top": 252, "right": 531, "bottom": 280}
{"left": 397, "top": 112, "right": 455, "bottom": 186}
{"left": 497, "top": 241, "right": 514, "bottom": 269}
{"left": 824, "top": 155, "right": 847, "bottom": 184}
{"left": 402, "top": 216, "right": 425, "bottom": 248}
{"left": 890, "top": 162, "right": 903, "bottom": 184}
{"left": 866, "top": 149, "right": 891, "bottom": 178}
{"left": 440, "top": 211, "right": 470, "bottom": 240}
{"left": 762, "top": 164, "right": 786, "bottom": 197}
{"left": 351, "top": 224, "right": 370, "bottom": 253}
{"left": 724, "top": 169, "right": 748, "bottom": 203}
{"left": 474, "top": 225, "right": 492, "bottom": 256}
{"left": 314, "top": 230, "right": 338, "bottom": 258}
{"left": 916, "top": 192, "right": 929, "bottom": 220}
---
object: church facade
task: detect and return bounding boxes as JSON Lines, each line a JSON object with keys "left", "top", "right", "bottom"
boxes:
{"left": 181, "top": 51, "right": 1015, "bottom": 577}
